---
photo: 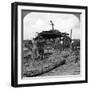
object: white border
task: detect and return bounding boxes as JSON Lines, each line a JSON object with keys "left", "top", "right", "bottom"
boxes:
{"left": 18, "top": 5, "right": 86, "bottom": 84}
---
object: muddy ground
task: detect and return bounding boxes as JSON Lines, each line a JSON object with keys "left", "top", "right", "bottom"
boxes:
{"left": 23, "top": 48, "right": 80, "bottom": 77}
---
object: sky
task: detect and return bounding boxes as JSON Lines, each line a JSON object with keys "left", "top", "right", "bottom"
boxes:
{"left": 23, "top": 12, "right": 81, "bottom": 40}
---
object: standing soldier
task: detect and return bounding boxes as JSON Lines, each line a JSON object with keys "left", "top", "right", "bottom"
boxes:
{"left": 32, "top": 39, "right": 39, "bottom": 60}
{"left": 50, "top": 20, "right": 54, "bottom": 30}
{"left": 36, "top": 37, "right": 45, "bottom": 60}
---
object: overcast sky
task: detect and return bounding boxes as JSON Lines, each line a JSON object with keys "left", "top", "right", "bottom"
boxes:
{"left": 23, "top": 12, "right": 80, "bottom": 40}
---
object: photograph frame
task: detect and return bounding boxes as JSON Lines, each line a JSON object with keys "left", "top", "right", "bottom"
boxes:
{"left": 11, "top": 2, "right": 88, "bottom": 87}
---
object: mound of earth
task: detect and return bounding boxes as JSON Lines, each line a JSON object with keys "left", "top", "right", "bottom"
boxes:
{"left": 23, "top": 49, "right": 80, "bottom": 77}
{"left": 23, "top": 51, "right": 66, "bottom": 77}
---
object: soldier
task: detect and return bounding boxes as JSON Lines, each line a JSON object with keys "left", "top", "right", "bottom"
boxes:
{"left": 32, "top": 39, "right": 39, "bottom": 60}
{"left": 36, "top": 37, "right": 45, "bottom": 60}
{"left": 50, "top": 20, "right": 54, "bottom": 30}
